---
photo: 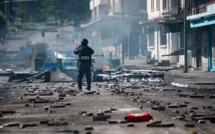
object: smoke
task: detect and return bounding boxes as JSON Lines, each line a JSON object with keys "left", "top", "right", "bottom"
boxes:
{"left": 80, "top": 17, "right": 137, "bottom": 69}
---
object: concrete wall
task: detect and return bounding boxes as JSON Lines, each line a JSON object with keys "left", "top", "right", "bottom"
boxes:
{"left": 146, "top": 0, "right": 180, "bottom": 64}
{"left": 147, "top": 0, "right": 163, "bottom": 20}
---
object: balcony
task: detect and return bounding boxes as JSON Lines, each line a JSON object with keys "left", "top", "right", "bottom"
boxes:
{"left": 188, "top": 0, "right": 215, "bottom": 16}
{"left": 90, "top": 0, "right": 109, "bottom": 10}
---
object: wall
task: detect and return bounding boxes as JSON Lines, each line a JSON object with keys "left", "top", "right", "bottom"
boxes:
{"left": 147, "top": 0, "right": 163, "bottom": 20}
{"left": 146, "top": 0, "right": 181, "bottom": 64}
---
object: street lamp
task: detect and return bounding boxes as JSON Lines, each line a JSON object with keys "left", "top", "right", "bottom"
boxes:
{"left": 139, "top": 21, "right": 143, "bottom": 58}
{"left": 184, "top": 0, "right": 188, "bottom": 73}
{"left": 121, "top": 0, "right": 124, "bottom": 65}
{"left": 56, "top": 34, "right": 60, "bottom": 58}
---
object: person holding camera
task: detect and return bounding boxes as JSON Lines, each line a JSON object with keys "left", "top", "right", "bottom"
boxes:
{"left": 74, "top": 39, "right": 94, "bottom": 92}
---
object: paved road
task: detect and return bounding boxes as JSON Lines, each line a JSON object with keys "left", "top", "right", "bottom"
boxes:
{"left": 0, "top": 75, "right": 215, "bottom": 134}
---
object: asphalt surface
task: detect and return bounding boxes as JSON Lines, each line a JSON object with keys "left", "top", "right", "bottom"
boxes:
{"left": 1, "top": 26, "right": 215, "bottom": 134}
{"left": 0, "top": 68, "right": 215, "bottom": 134}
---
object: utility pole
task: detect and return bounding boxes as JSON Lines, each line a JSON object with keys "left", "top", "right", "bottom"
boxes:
{"left": 56, "top": 34, "right": 60, "bottom": 58}
{"left": 184, "top": 0, "right": 188, "bottom": 73}
{"left": 128, "top": 0, "right": 130, "bottom": 59}
{"left": 121, "top": 0, "right": 124, "bottom": 65}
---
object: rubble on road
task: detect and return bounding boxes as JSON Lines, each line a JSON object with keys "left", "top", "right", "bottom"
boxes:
{"left": 1, "top": 66, "right": 215, "bottom": 134}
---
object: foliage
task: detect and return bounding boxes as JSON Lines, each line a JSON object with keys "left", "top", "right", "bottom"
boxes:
{"left": 13, "top": 0, "right": 91, "bottom": 25}
{"left": 0, "top": 11, "right": 7, "bottom": 38}
{"left": 28, "top": 43, "right": 47, "bottom": 63}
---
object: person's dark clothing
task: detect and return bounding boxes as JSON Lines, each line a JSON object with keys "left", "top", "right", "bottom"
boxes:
{"left": 74, "top": 46, "right": 94, "bottom": 90}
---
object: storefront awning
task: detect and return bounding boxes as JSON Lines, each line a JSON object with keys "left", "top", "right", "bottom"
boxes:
{"left": 162, "top": 49, "right": 184, "bottom": 57}
{"left": 159, "top": 19, "right": 183, "bottom": 33}
{"left": 187, "top": 3, "right": 215, "bottom": 28}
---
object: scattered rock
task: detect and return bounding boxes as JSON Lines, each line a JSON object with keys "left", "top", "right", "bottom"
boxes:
{"left": 44, "top": 106, "right": 49, "bottom": 110}
{"left": 3, "top": 122, "right": 20, "bottom": 127}
{"left": 65, "top": 102, "right": 71, "bottom": 106}
{"left": 184, "top": 123, "right": 195, "bottom": 127}
{"left": 190, "top": 131, "right": 197, "bottom": 134}
{"left": 127, "top": 123, "right": 134, "bottom": 127}
{"left": 179, "top": 104, "right": 187, "bottom": 107}
{"left": 197, "top": 120, "right": 206, "bottom": 124}
{"left": 93, "top": 115, "right": 111, "bottom": 121}
{"left": 178, "top": 94, "right": 189, "bottom": 97}
{"left": 39, "top": 92, "right": 53, "bottom": 96}
{"left": 139, "top": 105, "right": 143, "bottom": 109}
{"left": 151, "top": 106, "right": 165, "bottom": 111}
{"left": 176, "top": 115, "right": 185, "bottom": 120}
{"left": 191, "top": 107, "right": 198, "bottom": 110}
{"left": 96, "top": 112, "right": 104, "bottom": 116}
{"left": 1, "top": 110, "right": 16, "bottom": 114}
{"left": 34, "top": 99, "right": 49, "bottom": 103}
{"left": 103, "top": 110, "right": 111, "bottom": 113}
{"left": 28, "top": 98, "right": 36, "bottom": 101}
{"left": 58, "top": 94, "right": 66, "bottom": 97}
{"left": 47, "top": 121, "right": 68, "bottom": 126}
{"left": 189, "top": 95, "right": 205, "bottom": 98}
{"left": 167, "top": 105, "right": 178, "bottom": 108}
{"left": 111, "top": 108, "right": 117, "bottom": 111}
{"left": 84, "top": 126, "right": 93, "bottom": 130}
{"left": 74, "top": 130, "right": 79, "bottom": 133}
{"left": 147, "top": 122, "right": 174, "bottom": 127}
{"left": 40, "top": 120, "right": 49, "bottom": 124}
{"left": 50, "top": 105, "right": 65, "bottom": 108}
{"left": 25, "top": 104, "right": 30, "bottom": 107}
{"left": 20, "top": 123, "right": 37, "bottom": 128}
{"left": 146, "top": 120, "right": 162, "bottom": 127}
{"left": 108, "top": 120, "right": 118, "bottom": 124}
{"left": 119, "top": 120, "right": 128, "bottom": 124}
{"left": 202, "top": 116, "right": 215, "bottom": 123}
{"left": 18, "top": 97, "right": 23, "bottom": 99}
{"left": 87, "top": 113, "right": 93, "bottom": 116}
{"left": 80, "top": 111, "right": 87, "bottom": 115}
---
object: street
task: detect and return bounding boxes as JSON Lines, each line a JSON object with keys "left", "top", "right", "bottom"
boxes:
{"left": 0, "top": 65, "right": 215, "bottom": 134}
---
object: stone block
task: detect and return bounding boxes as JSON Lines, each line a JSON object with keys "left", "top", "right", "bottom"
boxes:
{"left": 84, "top": 126, "right": 93, "bottom": 130}
{"left": 127, "top": 123, "right": 134, "bottom": 127}
{"left": 3, "top": 122, "right": 20, "bottom": 127}
{"left": 20, "top": 123, "right": 37, "bottom": 128}
{"left": 108, "top": 120, "right": 118, "bottom": 124}
{"left": 92, "top": 115, "right": 111, "bottom": 121}
{"left": 184, "top": 123, "right": 195, "bottom": 127}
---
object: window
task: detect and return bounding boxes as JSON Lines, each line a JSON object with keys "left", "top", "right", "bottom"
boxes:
{"left": 151, "top": 0, "right": 154, "bottom": 11}
{"left": 156, "top": 0, "right": 160, "bottom": 10}
{"left": 149, "top": 29, "right": 154, "bottom": 47}
{"left": 171, "top": 0, "right": 178, "bottom": 8}
{"left": 163, "top": 0, "right": 167, "bottom": 9}
{"left": 160, "top": 34, "right": 167, "bottom": 45}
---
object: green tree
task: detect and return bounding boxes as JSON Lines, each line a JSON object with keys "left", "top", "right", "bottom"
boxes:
{"left": 0, "top": 11, "right": 7, "bottom": 38}
{"left": 13, "top": 0, "right": 91, "bottom": 25}
{"left": 28, "top": 43, "right": 47, "bottom": 63}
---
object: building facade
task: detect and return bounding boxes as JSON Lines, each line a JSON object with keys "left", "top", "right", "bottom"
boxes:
{"left": 187, "top": 0, "right": 215, "bottom": 71}
{"left": 145, "top": 0, "right": 215, "bottom": 71}
{"left": 145, "top": 0, "right": 184, "bottom": 65}
{"left": 81, "top": 0, "right": 147, "bottom": 62}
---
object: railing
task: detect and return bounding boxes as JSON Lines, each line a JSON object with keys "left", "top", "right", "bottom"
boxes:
{"left": 188, "top": 0, "right": 215, "bottom": 15}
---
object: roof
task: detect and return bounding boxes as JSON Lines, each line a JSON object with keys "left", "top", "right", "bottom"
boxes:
{"left": 187, "top": 3, "right": 215, "bottom": 28}
{"left": 187, "top": 11, "right": 215, "bottom": 21}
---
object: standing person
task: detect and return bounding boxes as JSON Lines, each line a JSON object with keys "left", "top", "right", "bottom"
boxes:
{"left": 74, "top": 39, "right": 94, "bottom": 92}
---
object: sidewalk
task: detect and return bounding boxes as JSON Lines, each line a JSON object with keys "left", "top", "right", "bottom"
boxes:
{"left": 123, "top": 58, "right": 215, "bottom": 88}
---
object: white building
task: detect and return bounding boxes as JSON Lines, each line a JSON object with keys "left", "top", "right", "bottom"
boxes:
{"left": 146, "top": 0, "right": 185, "bottom": 65}
{"left": 82, "top": 0, "right": 147, "bottom": 61}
